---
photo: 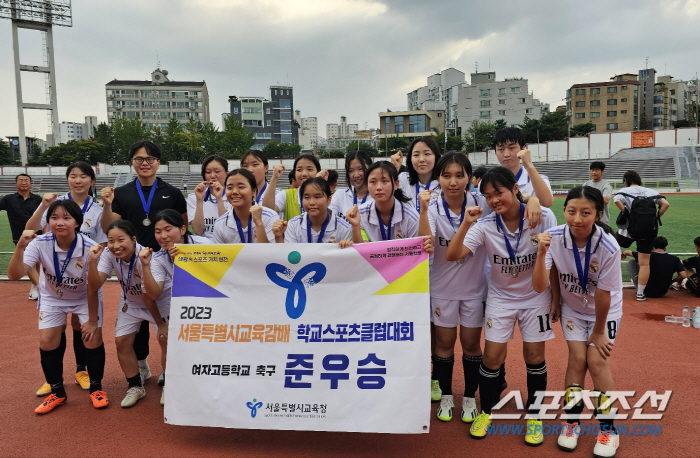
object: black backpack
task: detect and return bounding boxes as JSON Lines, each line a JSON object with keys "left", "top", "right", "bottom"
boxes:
{"left": 616, "top": 192, "right": 663, "bottom": 240}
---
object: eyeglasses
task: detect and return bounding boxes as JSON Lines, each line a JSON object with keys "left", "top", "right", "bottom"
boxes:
{"left": 132, "top": 156, "right": 159, "bottom": 165}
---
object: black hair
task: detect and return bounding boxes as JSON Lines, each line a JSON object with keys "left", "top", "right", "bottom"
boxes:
{"left": 590, "top": 161, "right": 606, "bottom": 171}
{"left": 326, "top": 169, "right": 338, "bottom": 186}
{"left": 652, "top": 236, "right": 668, "bottom": 250}
{"left": 479, "top": 166, "right": 523, "bottom": 203}
{"left": 473, "top": 167, "right": 488, "bottom": 179}
{"left": 107, "top": 219, "right": 138, "bottom": 240}
{"left": 563, "top": 186, "right": 614, "bottom": 235}
{"left": 200, "top": 155, "right": 229, "bottom": 180}
{"left": 694, "top": 236, "right": 700, "bottom": 247}
{"left": 240, "top": 149, "right": 269, "bottom": 168}
{"left": 436, "top": 152, "right": 473, "bottom": 183}
{"left": 15, "top": 173, "right": 31, "bottom": 183}
{"left": 492, "top": 127, "right": 525, "bottom": 149}
{"left": 47, "top": 199, "right": 83, "bottom": 232}
{"left": 152, "top": 209, "right": 191, "bottom": 243}
{"left": 622, "top": 170, "right": 642, "bottom": 186}
{"left": 288, "top": 169, "right": 296, "bottom": 186}
{"left": 406, "top": 136, "right": 441, "bottom": 185}
{"left": 345, "top": 150, "right": 373, "bottom": 186}
{"left": 129, "top": 140, "right": 161, "bottom": 159}
{"left": 300, "top": 177, "right": 332, "bottom": 200}
{"left": 293, "top": 154, "right": 321, "bottom": 178}
{"left": 66, "top": 161, "right": 97, "bottom": 199}
{"left": 224, "top": 168, "right": 258, "bottom": 205}
{"left": 364, "top": 161, "right": 410, "bottom": 203}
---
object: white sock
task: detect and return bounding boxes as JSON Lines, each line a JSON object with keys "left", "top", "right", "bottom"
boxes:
{"left": 138, "top": 359, "right": 149, "bottom": 368}
{"left": 637, "top": 284, "right": 646, "bottom": 295}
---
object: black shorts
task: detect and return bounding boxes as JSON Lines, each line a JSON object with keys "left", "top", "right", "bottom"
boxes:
{"left": 616, "top": 233, "right": 653, "bottom": 254}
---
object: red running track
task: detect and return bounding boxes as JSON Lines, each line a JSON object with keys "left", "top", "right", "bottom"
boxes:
{"left": 1, "top": 281, "right": 698, "bottom": 458}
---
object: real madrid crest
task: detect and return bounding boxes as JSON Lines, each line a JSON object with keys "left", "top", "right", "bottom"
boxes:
{"left": 589, "top": 260, "right": 599, "bottom": 273}
{"left": 122, "top": 303, "right": 128, "bottom": 313}
{"left": 486, "top": 317, "right": 493, "bottom": 329}
{"left": 329, "top": 236, "right": 336, "bottom": 244}
{"left": 434, "top": 307, "right": 441, "bottom": 317}
{"left": 84, "top": 218, "right": 93, "bottom": 228}
{"left": 39, "top": 311, "right": 44, "bottom": 321}
{"left": 396, "top": 230, "right": 404, "bottom": 239}
{"left": 566, "top": 320, "right": 574, "bottom": 332}
{"left": 531, "top": 234, "right": 539, "bottom": 246}
{"left": 75, "top": 258, "right": 84, "bottom": 270}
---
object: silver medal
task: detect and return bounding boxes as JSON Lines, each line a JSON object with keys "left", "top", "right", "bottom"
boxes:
{"left": 456, "top": 257, "right": 465, "bottom": 265}
{"left": 143, "top": 218, "right": 151, "bottom": 226}
{"left": 581, "top": 295, "right": 588, "bottom": 308}
{"left": 56, "top": 288, "right": 63, "bottom": 298}
{"left": 509, "top": 266, "right": 519, "bottom": 278}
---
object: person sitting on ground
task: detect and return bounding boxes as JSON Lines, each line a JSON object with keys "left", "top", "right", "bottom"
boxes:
{"left": 678, "top": 236, "right": 700, "bottom": 296}
{"left": 621, "top": 236, "right": 684, "bottom": 298}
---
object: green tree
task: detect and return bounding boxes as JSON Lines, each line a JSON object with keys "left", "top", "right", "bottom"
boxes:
{"left": 220, "top": 116, "right": 255, "bottom": 159}
{"left": 0, "top": 138, "right": 14, "bottom": 165}
{"left": 263, "top": 140, "right": 302, "bottom": 159}
{"left": 639, "top": 112, "right": 652, "bottom": 130}
{"left": 29, "top": 143, "right": 43, "bottom": 164}
{"left": 110, "top": 117, "right": 152, "bottom": 164}
{"left": 673, "top": 119, "right": 693, "bottom": 128}
{"left": 380, "top": 135, "right": 409, "bottom": 156}
{"left": 494, "top": 119, "right": 508, "bottom": 131}
{"left": 437, "top": 135, "right": 464, "bottom": 153}
{"left": 200, "top": 122, "right": 222, "bottom": 156}
{"left": 90, "top": 122, "right": 117, "bottom": 163}
{"left": 570, "top": 122, "right": 597, "bottom": 137}
{"left": 32, "top": 140, "right": 107, "bottom": 166}
{"left": 345, "top": 141, "right": 378, "bottom": 156}
{"left": 520, "top": 110, "right": 569, "bottom": 144}
{"left": 464, "top": 120, "right": 497, "bottom": 152}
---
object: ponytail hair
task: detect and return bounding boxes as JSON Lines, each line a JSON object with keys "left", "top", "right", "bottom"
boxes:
{"left": 564, "top": 186, "right": 614, "bottom": 235}
{"left": 479, "top": 166, "right": 523, "bottom": 202}
{"left": 152, "top": 209, "right": 192, "bottom": 244}
{"left": 364, "top": 161, "right": 410, "bottom": 204}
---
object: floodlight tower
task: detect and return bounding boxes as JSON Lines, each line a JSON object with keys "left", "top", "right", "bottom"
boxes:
{"left": 0, "top": 0, "right": 72, "bottom": 164}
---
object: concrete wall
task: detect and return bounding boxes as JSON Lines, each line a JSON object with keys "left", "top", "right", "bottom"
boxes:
{"left": 654, "top": 129, "right": 676, "bottom": 147}
{"left": 548, "top": 141, "right": 568, "bottom": 162}
{"left": 610, "top": 132, "right": 632, "bottom": 155}
{"left": 568, "top": 137, "right": 589, "bottom": 161}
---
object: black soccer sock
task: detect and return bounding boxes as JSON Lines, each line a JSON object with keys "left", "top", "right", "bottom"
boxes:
{"left": 494, "top": 362, "right": 507, "bottom": 401}
{"left": 126, "top": 374, "right": 143, "bottom": 388}
{"left": 526, "top": 361, "right": 547, "bottom": 419}
{"left": 594, "top": 389, "right": 616, "bottom": 433}
{"left": 73, "top": 330, "right": 87, "bottom": 372}
{"left": 562, "top": 384, "right": 585, "bottom": 424}
{"left": 432, "top": 355, "right": 454, "bottom": 396}
{"left": 133, "top": 320, "right": 150, "bottom": 360}
{"left": 463, "top": 354, "right": 482, "bottom": 398}
{"left": 478, "top": 362, "right": 500, "bottom": 414}
{"left": 40, "top": 343, "right": 66, "bottom": 398}
{"left": 84, "top": 344, "right": 105, "bottom": 393}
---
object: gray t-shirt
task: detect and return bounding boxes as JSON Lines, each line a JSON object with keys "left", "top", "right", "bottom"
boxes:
{"left": 583, "top": 179, "right": 613, "bottom": 224}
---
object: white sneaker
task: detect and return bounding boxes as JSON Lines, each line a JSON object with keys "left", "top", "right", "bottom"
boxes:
{"left": 557, "top": 422, "right": 581, "bottom": 451}
{"left": 121, "top": 386, "right": 146, "bottom": 408}
{"left": 461, "top": 397, "right": 478, "bottom": 423}
{"left": 138, "top": 361, "right": 151, "bottom": 384}
{"left": 160, "top": 389, "right": 164, "bottom": 406}
{"left": 28, "top": 284, "right": 38, "bottom": 300}
{"left": 593, "top": 430, "right": 619, "bottom": 458}
{"left": 436, "top": 395, "right": 454, "bottom": 421}
{"left": 157, "top": 371, "right": 165, "bottom": 386}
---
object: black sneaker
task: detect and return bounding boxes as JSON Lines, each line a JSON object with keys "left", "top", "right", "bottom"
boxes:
{"left": 636, "top": 293, "right": 646, "bottom": 302}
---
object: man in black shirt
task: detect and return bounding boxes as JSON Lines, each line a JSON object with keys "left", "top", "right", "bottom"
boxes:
{"left": 622, "top": 236, "right": 685, "bottom": 298}
{"left": 100, "top": 140, "right": 187, "bottom": 389}
{"left": 0, "top": 173, "right": 42, "bottom": 299}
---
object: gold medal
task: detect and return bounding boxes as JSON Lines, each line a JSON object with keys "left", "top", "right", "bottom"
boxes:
{"left": 509, "top": 266, "right": 519, "bottom": 278}
{"left": 56, "top": 288, "right": 63, "bottom": 298}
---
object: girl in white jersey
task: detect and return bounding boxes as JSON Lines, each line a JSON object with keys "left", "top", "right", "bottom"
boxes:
{"left": 9, "top": 200, "right": 108, "bottom": 414}
{"left": 88, "top": 220, "right": 171, "bottom": 409}
{"left": 241, "top": 149, "right": 280, "bottom": 206}
{"left": 213, "top": 169, "right": 278, "bottom": 244}
{"left": 139, "top": 209, "right": 209, "bottom": 406}
{"left": 275, "top": 177, "right": 352, "bottom": 244}
{"left": 262, "top": 154, "right": 322, "bottom": 221}
{"left": 188, "top": 155, "right": 230, "bottom": 240}
{"left": 25, "top": 161, "right": 106, "bottom": 397}
{"left": 418, "top": 153, "right": 492, "bottom": 424}
{"left": 390, "top": 136, "right": 442, "bottom": 212}
{"left": 533, "top": 186, "right": 622, "bottom": 458}
{"left": 329, "top": 150, "right": 374, "bottom": 221}
{"left": 446, "top": 166, "right": 557, "bottom": 445}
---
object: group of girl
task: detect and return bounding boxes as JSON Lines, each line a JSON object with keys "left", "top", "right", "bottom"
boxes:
{"left": 10, "top": 140, "right": 622, "bottom": 457}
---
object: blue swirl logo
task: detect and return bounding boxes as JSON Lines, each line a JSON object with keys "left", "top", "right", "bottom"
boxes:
{"left": 246, "top": 398, "right": 263, "bottom": 418}
{"left": 265, "top": 251, "right": 327, "bottom": 319}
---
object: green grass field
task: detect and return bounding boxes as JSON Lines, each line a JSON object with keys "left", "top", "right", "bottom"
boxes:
{"left": 0, "top": 195, "right": 697, "bottom": 276}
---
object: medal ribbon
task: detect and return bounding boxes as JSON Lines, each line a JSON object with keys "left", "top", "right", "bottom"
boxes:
{"left": 376, "top": 201, "right": 395, "bottom": 241}
{"left": 307, "top": 212, "right": 330, "bottom": 243}
{"left": 415, "top": 180, "right": 432, "bottom": 212}
{"left": 495, "top": 203, "right": 525, "bottom": 267}
{"left": 52, "top": 234, "right": 78, "bottom": 289}
{"left": 570, "top": 228, "right": 593, "bottom": 296}
{"left": 119, "top": 252, "right": 136, "bottom": 301}
{"left": 135, "top": 178, "right": 158, "bottom": 220}
{"left": 441, "top": 193, "right": 467, "bottom": 233}
{"left": 256, "top": 182, "right": 268, "bottom": 203}
{"left": 353, "top": 188, "right": 368, "bottom": 206}
{"left": 204, "top": 186, "right": 225, "bottom": 203}
{"left": 67, "top": 193, "right": 92, "bottom": 214}
{"left": 232, "top": 209, "right": 252, "bottom": 243}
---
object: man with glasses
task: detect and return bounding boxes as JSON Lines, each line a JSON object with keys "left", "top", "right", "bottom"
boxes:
{"left": 100, "top": 140, "right": 187, "bottom": 385}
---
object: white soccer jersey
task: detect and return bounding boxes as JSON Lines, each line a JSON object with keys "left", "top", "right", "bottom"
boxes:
{"left": 398, "top": 172, "right": 440, "bottom": 213}
{"left": 38, "top": 194, "right": 107, "bottom": 243}
{"left": 212, "top": 207, "right": 278, "bottom": 244}
{"left": 358, "top": 199, "right": 419, "bottom": 242}
{"left": 24, "top": 233, "right": 95, "bottom": 307}
{"left": 428, "top": 192, "right": 492, "bottom": 301}
{"left": 97, "top": 242, "right": 171, "bottom": 309}
{"left": 329, "top": 187, "right": 374, "bottom": 221}
{"left": 515, "top": 167, "right": 552, "bottom": 205}
{"left": 254, "top": 182, "right": 279, "bottom": 206}
{"left": 285, "top": 211, "right": 352, "bottom": 243}
{"left": 545, "top": 224, "right": 623, "bottom": 321}
{"left": 186, "top": 191, "right": 231, "bottom": 241}
{"left": 613, "top": 186, "right": 664, "bottom": 239}
{"left": 150, "top": 235, "right": 210, "bottom": 284}
{"left": 464, "top": 206, "right": 557, "bottom": 309}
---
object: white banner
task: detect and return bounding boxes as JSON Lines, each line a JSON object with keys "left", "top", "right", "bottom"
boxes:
{"left": 165, "top": 238, "right": 431, "bottom": 434}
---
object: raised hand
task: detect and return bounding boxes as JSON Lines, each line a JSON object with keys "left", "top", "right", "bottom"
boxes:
{"left": 41, "top": 192, "right": 58, "bottom": 208}
{"left": 194, "top": 181, "right": 207, "bottom": 201}
{"left": 271, "top": 164, "right": 285, "bottom": 181}
{"left": 138, "top": 247, "right": 153, "bottom": 266}
{"left": 250, "top": 204, "right": 263, "bottom": 223}
{"left": 517, "top": 148, "right": 533, "bottom": 168}
{"left": 88, "top": 244, "right": 105, "bottom": 263}
{"left": 272, "top": 219, "right": 288, "bottom": 237}
{"left": 536, "top": 232, "right": 552, "bottom": 254}
{"left": 316, "top": 169, "right": 329, "bottom": 180}
{"left": 463, "top": 206, "right": 483, "bottom": 224}
{"left": 345, "top": 204, "right": 361, "bottom": 227}
{"left": 17, "top": 229, "right": 37, "bottom": 248}
{"left": 390, "top": 150, "right": 404, "bottom": 171}
{"left": 100, "top": 187, "right": 114, "bottom": 206}
{"left": 418, "top": 190, "right": 432, "bottom": 212}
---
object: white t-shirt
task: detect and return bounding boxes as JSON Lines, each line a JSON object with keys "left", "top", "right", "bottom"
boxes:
{"left": 515, "top": 166, "right": 552, "bottom": 206}
{"left": 24, "top": 233, "right": 94, "bottom": 306}
{"left": 274, "top": 188, "right": 304, "bottom": 219}
{"left": 186, "top": 191, "right": 231, "bottom": 241}
{"left": 150, "top": 235, "right": 209, "bottom": 284}
{"left": 464, "top": 206, "right": 558, "bottom": 309}
{"left": 329, "top": 187, "right": 374, "bottom": 221}
{"left": 285, "top": 211, "right": 352, "bottom": 243}
{"left": 545, "top": 224, "right": 623, "bottom": 321}
{"left": 613, "top": 185, "right": 664, "bottom": 239}
{"left": 212, "top": 207, "right": 278, "bottom": 243}
{"left": 398, "top": 172, "right": 440, "bottom": 213}
{"left": 38, "top": 194, "right": 107, "bottom": 243}
{"left": 427, "top": 192, "right": 491, "bottom": 301}
{"left": 358, "top": 199, "right": 419, "bottom": 242}
{"left": 254, "top": 182, "right": 279, "bottom": 206}
{"left": 97, "top": 242, "right": 171, "bottom": 309}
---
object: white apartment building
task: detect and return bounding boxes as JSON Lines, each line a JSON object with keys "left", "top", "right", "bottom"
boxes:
{"left": 58, "top": 116, "right": 99, "bottom": 144}
{"left": 326, "top": 116, "right": 358, "bottom": 142}
{"left": 295, "top": 111, "right": 318, "bottom": 151}
{"left": 106, "top": 69, "right": 210, "bottom": 129}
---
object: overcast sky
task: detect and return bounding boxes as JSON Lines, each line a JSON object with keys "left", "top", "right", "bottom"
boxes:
{"left": 1, "top": 0, "right": 699, "bottom": 142}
